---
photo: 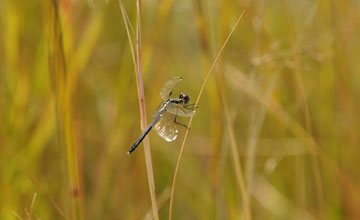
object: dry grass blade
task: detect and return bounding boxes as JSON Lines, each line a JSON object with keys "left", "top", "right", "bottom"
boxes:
{"left": 12, "top": 212, "right": 22, "bottom": 220}
{"left": 168, "top": 11, "right": 245, "bottom": 220}
{"left": 118, "top": 0, "right": 137, "bottom": 71}
{"left": 119, "top": 0, "right": 159, "bottom": 219}
{"left": 135, "top": 0, "right": 159, "bottom": 218}
{"left": 28, "top": 192, "right": 37, "bottom": 220}
{"left": 144, "top": 187, "right": 171, "bottom": 220}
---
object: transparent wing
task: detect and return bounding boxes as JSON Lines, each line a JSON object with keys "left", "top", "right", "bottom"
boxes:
{"left": 150, "top": 100, "right": 166, "bottom": 118}
{"left": 153, "top": 112, "right": 178, "bottom": 142}
{"left": 165, "top": 103, "right": 196, "bottom": 117}
{"left": 160, "top": 76, "right": 183, "bottom": 100}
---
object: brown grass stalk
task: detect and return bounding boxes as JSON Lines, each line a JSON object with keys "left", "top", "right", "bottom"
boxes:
{"left": 168, "top": 11, "right": 246, "bottom": 220}
{"left": 119, "top": 0, "right": 159, "bottom": 219}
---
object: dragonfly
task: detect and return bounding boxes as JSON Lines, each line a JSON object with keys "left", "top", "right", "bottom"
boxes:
{"left": 127, "top": 76, "right": 197, "bottom": 154}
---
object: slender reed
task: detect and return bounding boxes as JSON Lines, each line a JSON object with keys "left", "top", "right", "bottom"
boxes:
{"left": 118, "top": 0, "right": 159, "bottom": 219}
{"left": 168, "top": 11, "right": 245, "bottom": 220}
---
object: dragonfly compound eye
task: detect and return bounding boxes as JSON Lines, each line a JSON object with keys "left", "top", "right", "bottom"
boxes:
{"left": 184, "top": 94, "right": 190, "bottom": 104}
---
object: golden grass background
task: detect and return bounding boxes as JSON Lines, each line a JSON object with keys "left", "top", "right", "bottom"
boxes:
{"left": 1, "top": 0, "right": 360, "bottom": 219}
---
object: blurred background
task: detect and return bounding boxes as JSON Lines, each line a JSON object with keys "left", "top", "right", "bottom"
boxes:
{"left": 1, "top": 0, "right": 360, "bottom": 219}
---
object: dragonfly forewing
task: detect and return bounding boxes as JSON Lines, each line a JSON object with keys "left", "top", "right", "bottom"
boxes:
{"left": 160, "top": 76, "right": 183, "bottom": 100}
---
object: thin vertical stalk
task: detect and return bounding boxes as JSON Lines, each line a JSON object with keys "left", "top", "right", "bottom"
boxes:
{"left": 136, "top": 1, "right": 159, "bottom": 219}
{"left": 118, "top": 0, "right": 137, "bottom": 72}
{"left": 168, "top": 12, "right": 245, "bottom": 220}
{"left": 119, "top": 0, "right": 159, "bottom": 219}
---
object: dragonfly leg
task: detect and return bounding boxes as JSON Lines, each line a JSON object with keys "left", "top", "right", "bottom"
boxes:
{"left": 174, "top": 115, "right": 190, "bottom": 130}
{"left": 185, "top": 103, "right": 196, "bottom": 107}
{"left": 185, "top": 103, "right": 199, "bottom": 109}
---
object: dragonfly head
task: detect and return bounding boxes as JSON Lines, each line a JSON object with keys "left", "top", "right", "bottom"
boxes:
{"left": 179, "top": 93, "right": 190, "bottom": 104}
